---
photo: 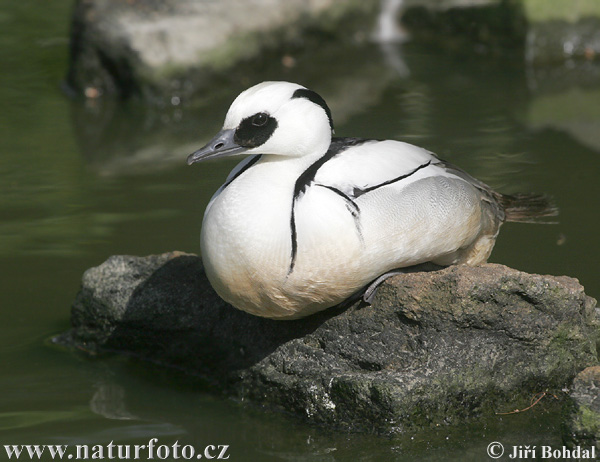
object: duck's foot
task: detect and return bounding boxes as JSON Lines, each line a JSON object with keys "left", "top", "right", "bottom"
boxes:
{"left": 360, "top": 262, "right": 446, "bottom": 305}
{"left": 362, "top": 270, "right": 406, "bottom": 304}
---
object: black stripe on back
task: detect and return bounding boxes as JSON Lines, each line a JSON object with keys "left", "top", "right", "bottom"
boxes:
{"left": 316, "top": 184, "right": 364, "bottom": 244}
{"left": 288, "top": 207, "right": 298, "bottom": 274}
{"left": 353, "top": 160, "right": 432, "bottom": 197}
{"left": 288, "top": 137, "right": 370, "bottom": 274}
{"left": 316, "top": 184, "right": 360, "bottom": 215}
{"left": 293, "top": 138, "right": 369, "bottom": 198}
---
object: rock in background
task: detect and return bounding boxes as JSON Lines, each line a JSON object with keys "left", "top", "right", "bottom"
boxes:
{"left": 55, "top": 252, "right": 599, "bottom": 433}
{"left": 65, "top": 0, "right": 377, "bottom": 102}
{"left": 66, "top": 0, "right": 600, "bottom": 104}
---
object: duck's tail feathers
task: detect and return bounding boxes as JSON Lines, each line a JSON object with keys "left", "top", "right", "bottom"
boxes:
{"left": 499, "top": 193, "right": 559, "bottom": 224}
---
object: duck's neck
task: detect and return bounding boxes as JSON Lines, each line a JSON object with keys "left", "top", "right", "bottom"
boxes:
{"left": 255, "top": 137, "right": 333, "bottom": 178}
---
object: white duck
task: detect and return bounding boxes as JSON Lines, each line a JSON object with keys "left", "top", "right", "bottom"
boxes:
{"left": 188, "top": 81, "right": 555, "bottom": 319}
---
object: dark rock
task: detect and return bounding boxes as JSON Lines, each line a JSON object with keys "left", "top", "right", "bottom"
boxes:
{"left": 55, "top": 252, "right": 599, "bottom": 433}
{"left": 564, "top": 366, "right": 600, "bottom": 451}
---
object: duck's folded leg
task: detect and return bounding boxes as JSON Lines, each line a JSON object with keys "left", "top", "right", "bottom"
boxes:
{"left": 361, "top": 262, "right": 446, "bottom": 305}
{"left": 362, "top": 270, "right": 406, "bottom": 304}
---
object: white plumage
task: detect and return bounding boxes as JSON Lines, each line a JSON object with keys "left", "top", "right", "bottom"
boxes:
{"left": 188, "top": 81, "right": 555, "bottom": 319}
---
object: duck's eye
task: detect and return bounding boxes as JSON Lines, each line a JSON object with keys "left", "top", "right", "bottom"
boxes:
{"left": 235, "top": 112, "right": 278, "bottom": 148}
{"left": 252, "top": 113, "right": 268, "bottom": 127}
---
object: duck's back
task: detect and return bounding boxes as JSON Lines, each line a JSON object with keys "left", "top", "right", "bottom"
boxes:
{"left": 308, "top": 139, "right": 503, "bottom": 267}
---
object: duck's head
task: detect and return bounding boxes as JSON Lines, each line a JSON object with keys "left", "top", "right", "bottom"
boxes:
{"left": 187, "top": 81, "right": 334, "bottom": 164}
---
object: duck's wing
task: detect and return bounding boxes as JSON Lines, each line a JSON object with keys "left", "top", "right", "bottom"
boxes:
{"left": 313, "top": 138, "right": 473, "bottom": 199}
{"left": 316, "top": 140, "right": 552, "bottom": 225}
{"left": 311, "top": 138, "right": 504, "bottom": 266}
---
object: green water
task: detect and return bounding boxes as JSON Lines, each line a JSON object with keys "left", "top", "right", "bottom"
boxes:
{"left": 1, "top": 1, "right": 599, "bottom": 461}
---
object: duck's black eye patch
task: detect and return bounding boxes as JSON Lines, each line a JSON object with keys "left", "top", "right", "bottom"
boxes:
{"left": 234, "top": 112, "right": 278, "bottom": 148}
{"left": 292, "top": 88, "right": 334, "bottom": 131}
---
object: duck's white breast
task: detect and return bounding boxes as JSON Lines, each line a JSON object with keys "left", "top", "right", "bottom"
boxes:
{"left": 200, "top": 157, "right": 361, "bottom": 318}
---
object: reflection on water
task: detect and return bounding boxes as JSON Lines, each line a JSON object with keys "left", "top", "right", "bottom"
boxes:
{"left": 0, "top": 353, "right": 566, "bottom": 461}
{"left": 1, "top": 3, "right": 599, "bottom": 460}
{"left": 90, "top": 382, "right": 136, "bottom": 421}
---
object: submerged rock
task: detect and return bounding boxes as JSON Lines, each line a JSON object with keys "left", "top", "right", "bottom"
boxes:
{"left": 56, "top": 252, "right": 599, "bottom": 433}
